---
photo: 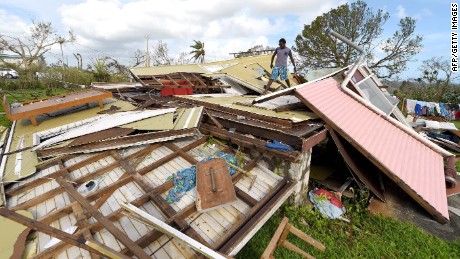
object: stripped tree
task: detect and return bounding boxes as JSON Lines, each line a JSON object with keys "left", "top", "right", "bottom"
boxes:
{"left": 294, "top": 0, "right": 422, "bottom": 79}
{"left": 0, "top": 19, "right": 75, "bottom": 78}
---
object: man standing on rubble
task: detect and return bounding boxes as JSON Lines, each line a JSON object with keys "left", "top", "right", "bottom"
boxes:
{"left": 264, "top": 38, "right": 297, "bottom": 94}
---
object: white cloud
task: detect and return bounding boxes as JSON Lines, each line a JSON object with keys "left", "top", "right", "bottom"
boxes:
{"left": 413, "top": 8, "right": 433, "bottom": 20}
{"left": 396, "top": 5, "right": 406, "bottom": 19}
{"left": 0, "top": 9, "right": 28, "bottom": 36}
{"left": 1, "top": 0, "right": 343, "bottom": 66}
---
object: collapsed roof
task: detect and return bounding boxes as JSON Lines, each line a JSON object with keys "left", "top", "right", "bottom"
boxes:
{"left": 0, "top": 53, "right": 456, "bottom": 258}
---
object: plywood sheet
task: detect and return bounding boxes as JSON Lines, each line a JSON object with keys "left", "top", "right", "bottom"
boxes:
{"left": 196, "top": 158, "right": 237, "bottom": 212}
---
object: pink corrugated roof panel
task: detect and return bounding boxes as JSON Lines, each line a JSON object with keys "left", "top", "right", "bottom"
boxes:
{"left": 296, "top": 77, "right": 449, "bottom": 222}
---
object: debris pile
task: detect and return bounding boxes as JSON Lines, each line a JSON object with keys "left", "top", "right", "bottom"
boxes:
{"left": 0, "top": 53, "right": 457, "bottom": 258}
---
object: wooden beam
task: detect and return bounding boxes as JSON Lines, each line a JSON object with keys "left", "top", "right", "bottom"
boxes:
{"left": 219, "top": 180, "right": 296, "bottom": 256}
{"left": 234, "top": 187, "right": 257, "bottom": 206}
{"left": 164, "top": 143, "right": 198, "bottom": 164}
{"left": 55, "top": 177, "right": 151, "bottom": 259}
{"left": 136, "top": 136, "right": 207, "bottom": 176}
{"left": 6, "top": 151, "right": 111, "bottom": 197}
{"left": 301, "top": 128, "right": 328, "bottom": 151}
{"left": 179, "top": 72, "right": 197, "bottom": 88}
{"left": 37, "top": 128, "right": 196, "bottom": 157}
{"left": 0, "top": 207, "right": 127, "bottom": 258}
{"left": 110, "top": 148, "right": 210, "bottom": 247}
{"left": 12, "top": 187, "right": 63, "bottom": 211}
{"left": 120, "top": 202, "right": 197, "bottom": 256}
{"left": 211, "top": 179, "right": 287, "bottom": 251}
{"left": 326, "top": 125, "right": 385, "bottom": 201}
{"left": 85, "top": 239, "right": 129, "bottom": 259}
{"left": 121, "top": 203, "right": 228, "bottom": 259}
{"left": 11, "top": 145, "right": 153, "bottom": 211}
{"left": 200, "top": 123, "right": 299, "bottom": 161}
{"left": 204, "top": 108, "right": 224, "bottom": 129}
{"left": 26, "top": 137, "right": 203, "bottom": 235}
{"left": 260, "top": 217, "right": 289, "bottom": 259}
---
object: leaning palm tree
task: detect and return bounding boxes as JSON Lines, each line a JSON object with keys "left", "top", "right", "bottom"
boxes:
{"left": 190, "top": 40, "right": 205, "bottom": 63}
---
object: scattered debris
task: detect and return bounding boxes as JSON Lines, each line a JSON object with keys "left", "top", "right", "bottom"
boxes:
{"left": 309, "top": 189, "right": 346, "bottom": 220}
{"left": 0, "top": 47, "right": 457, "bottom": 259}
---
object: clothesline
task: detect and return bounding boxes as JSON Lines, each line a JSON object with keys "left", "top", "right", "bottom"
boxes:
{"left": 404, "top": 98, "right": 460, "bottom": 120}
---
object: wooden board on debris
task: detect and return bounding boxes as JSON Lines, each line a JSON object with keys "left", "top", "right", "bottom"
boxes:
{"left": 196, "top": 158, "right": 237, "bottom": 212}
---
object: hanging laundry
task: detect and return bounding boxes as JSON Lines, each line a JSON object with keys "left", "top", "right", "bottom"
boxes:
{"left": 414, "top": 103, "right": 422, "bottom": 115}
{"left": 406, "top": 99, "right": 417, "bottom": 114}
{"left": 440, "top": 103, "right": 449, "bottom": 117}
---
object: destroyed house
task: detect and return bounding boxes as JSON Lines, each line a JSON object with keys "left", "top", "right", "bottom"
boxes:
{"left": 0, "top": 53, "right": 456, "bottom": 258}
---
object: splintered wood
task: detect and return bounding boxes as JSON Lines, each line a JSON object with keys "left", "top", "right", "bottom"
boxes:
{"left": 196, "top": 158, "right": 237, "bottom": 212}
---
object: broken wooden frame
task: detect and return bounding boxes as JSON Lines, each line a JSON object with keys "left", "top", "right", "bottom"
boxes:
{"left": 135, "top": 72, "right": 229, "bottom": 91}
{"left": 3, "top": 135, "right": 295, "bottom": 258}
{"left": 202, "top": 109, "right": 324, "bottom": 150}
{"left": 2, "top": 89, "right": 113, "bottom": 126}
{"left": 326, "top": 125, "right": 385, "bottom": 201}
{"left": 36, "top": 128, "right": 198, "bottom": 157}
{"left": 260, "top": 217, "right": 325, "bottom": 259}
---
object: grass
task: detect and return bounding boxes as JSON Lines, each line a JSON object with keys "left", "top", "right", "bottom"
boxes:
{"left": 0, "top": 88, "right": 70, "bottom": 127}
{"left": 237, "top": 190, "right": 460, "bottom": 259}
{"left": 453, "top": 120, "right": 460, "bottom": 130}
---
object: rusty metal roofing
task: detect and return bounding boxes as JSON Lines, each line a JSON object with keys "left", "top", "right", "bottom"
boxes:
{"left": 295, "top": 78, "right": 449, "bottom": 223}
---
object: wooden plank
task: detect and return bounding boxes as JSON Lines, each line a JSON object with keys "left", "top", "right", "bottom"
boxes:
{"left": 7, "top": 89, "right": 112, "bottom": 124}
{"left": 69, "top": 128, "right": 135, "bottom": 147}
{"left": 0, "top": 207, "right": 124, "bottom": 257}
{"left": 14, "top": 145, "right": 153, "bottom": 212}
{"left": 260, "top": 217, "right": 289, "bottom": 259}
{"left": 86, "top": 239, "right": 129, "bottom": 259}
{"left": 219, "top": 180, "right": 296, "bottom": 256}
{"left": 280, "top": 240, "right": 314, "bottom": 259}
{"left": 164, "top": 143, "right": 198, "bottom": 164}
{"left": 196, "top": 158, "right": 237, "bottom": 212}
{"left": 289, "top": 225, "right": 326, "bottom": 251}
{"left": 234, "top": 187, "right": 257, "bottom": 206}
{"left": 121, "top": 203, "right": 227, "bottom": 259}
{"left": 120, "top": 202, "right": 197, "bottom": 256}
{"left": 12, "top": 187, "right": 63, "bottom": 211}
{"left": 55, "top": 177, "right": 151, "bottom": 259}
{"left": 37, "top": 128, "right": 197, "bottom": 157}
{"left": 6, "top": 152, "right": 111, "bottom": 197}
{"left": 302, "top": 128, "right": 328, "bottom": 151}
{"left": 204, "top": 108, "right": 224, "bottom": 129}
{"left": 200, "top": 123, "right": 299, "bottom": 162}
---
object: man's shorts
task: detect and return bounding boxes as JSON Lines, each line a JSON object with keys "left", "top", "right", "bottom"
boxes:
{"left": 270, "top": 66, "right": 288, "bottom": 81}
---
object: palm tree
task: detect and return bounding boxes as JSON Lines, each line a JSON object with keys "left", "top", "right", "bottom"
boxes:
{"left": 190, "top": 40, "right": 205, "bottom": 63}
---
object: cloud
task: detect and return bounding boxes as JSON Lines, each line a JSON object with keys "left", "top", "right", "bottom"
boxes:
{"left": 396, "top": 5, "right": 407, "bottom": 19}
{"left": 0, "top": 9, "right": 28, "bottom": 36}
{"left": 57, "top": 0, "right": 343, "bottom": 65}
{"left": 2, "top": 0, "right": 343, "bottom": 66}
{"left": 413, "top": 8, "right": 433, "bottom": 20}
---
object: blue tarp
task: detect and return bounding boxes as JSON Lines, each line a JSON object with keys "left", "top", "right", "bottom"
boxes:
{"left": 165, "top": 152, "right": 238, "bottom": 203}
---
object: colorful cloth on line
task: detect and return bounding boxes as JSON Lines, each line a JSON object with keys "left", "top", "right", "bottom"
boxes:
{"left": 165, "top": 152, "right": 238, "bottom": 203}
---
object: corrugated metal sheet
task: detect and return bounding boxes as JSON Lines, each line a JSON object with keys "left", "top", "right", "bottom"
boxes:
{"left": 295, "top": 77, "right": 449, "bottom": 222}
{"left": 130, "top": 55, "right": 297, "bottom": 92}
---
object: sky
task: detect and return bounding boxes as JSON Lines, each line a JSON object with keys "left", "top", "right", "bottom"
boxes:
{"left": 0, "top": 0, "right": 455, "bottom": 80}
